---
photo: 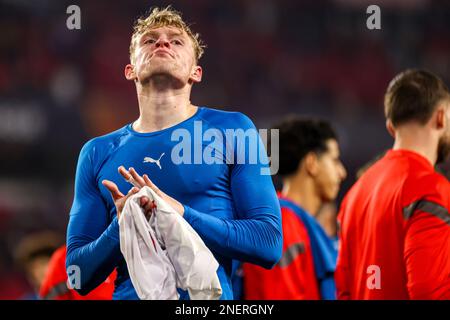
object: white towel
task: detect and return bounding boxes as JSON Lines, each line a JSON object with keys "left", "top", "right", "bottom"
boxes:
{"left": 119, "top": 186, "right": 222, "bottom": 300}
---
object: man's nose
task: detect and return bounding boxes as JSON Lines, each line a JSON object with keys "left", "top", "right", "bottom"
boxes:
{"left": 155, "top": 37, "right": 170, "bottom": 48}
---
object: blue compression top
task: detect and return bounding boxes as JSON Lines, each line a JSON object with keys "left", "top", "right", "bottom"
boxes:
{"left": 66, "top": 107, "right": 282, "bottom": 300}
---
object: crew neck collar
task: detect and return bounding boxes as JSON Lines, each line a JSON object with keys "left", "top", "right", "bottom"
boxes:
{"left": 387, "top": 148, "right": 434, "bottom": 169}
{"left": 126, "top": 106, "right": 204, "bottom": 137}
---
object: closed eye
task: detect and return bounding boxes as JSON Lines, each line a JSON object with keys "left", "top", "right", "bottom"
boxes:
{"left": 144, "top": 38, "right": 156, "bottom": 44}
{"left": 171, "top": 39, "right": 183, "bottom": 45}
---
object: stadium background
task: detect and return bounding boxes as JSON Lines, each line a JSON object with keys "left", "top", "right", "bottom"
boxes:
{"left": 1, "top": 0, "right": 449, "bottom": 298}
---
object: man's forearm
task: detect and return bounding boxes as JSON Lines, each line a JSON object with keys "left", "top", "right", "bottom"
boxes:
{"left": 66, "top": 217, "right": 121, "bottom": 295}
{"left": 183, "top": 205, "right": 282, "bottom": 269}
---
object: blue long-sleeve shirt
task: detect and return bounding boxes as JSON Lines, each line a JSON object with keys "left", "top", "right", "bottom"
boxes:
{"left": 66, "top": 107, "right": 282, "bottom": 300}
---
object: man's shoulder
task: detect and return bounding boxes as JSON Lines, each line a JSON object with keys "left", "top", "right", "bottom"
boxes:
{"left": 81, "top": 126, "right": 129, "bottom": 152}
{"left": 401, "top": 170, "right": 449, "bottom": 226}
{"left": 280, "top": 206, "right": 308, "bottom": 230}
{"left": 403, "top": 168, "right": 450, "bottom": 205}
{"left": 358, "top": 153, "right": 448, "bottom": 206}
{"left": 345, "top": 152, "right": 409, "bottom": 201}
{"left": 407, "top": 168, "right": 448, "bottom": 187}
{"left": 199, "top": 107, "right": 255, "bottom": 129}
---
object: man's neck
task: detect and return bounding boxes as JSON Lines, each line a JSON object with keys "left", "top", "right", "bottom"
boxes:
{"left": 281, "top": 174, "right": 322, "bottom": 216}
{"left": 392, "top": 126, "right": 438, "bottom": 166}
{"left": 132, "top": 83, "right": 197, "bottom": 133}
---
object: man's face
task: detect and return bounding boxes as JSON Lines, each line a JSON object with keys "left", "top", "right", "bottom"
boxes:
{"left": 437, "top": 103, "right": 450, "bottom": 164}
{"left": 131, "top": 26, "right": 199, "bottom": 85}
{"left": 314, "top": 139, "right": 347, "bottom": 202}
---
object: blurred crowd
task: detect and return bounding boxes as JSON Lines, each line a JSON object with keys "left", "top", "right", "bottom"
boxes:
{"left": 1, "top": 0, "right": 450, "bottom": 299}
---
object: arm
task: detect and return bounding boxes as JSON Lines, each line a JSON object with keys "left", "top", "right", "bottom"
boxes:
{"left": 66, "top": 141, "right": 122, "bottom": 295}
{"left": 183, "top": 177, "right": 282, "bottom": 269}
{"left": 120, "top": 115, "right": 283, "bottom": 269}
{"left": 320, "top": 277, "right": 337, "bottom": 300}
{"left": 335, "top": 250, "right": 350, "bottom": 299}
{"left": 244, "top": 210, "right": 318, "bottom": 299}
{"left": 335, "top": 203, "right": 351, "bottom": 300}
{"left": 183, "top": 115, "right": 283, "bottom": 269}
{"left": 404, "top": 203, "right": 450, "bottom": 300}
{"left": 40, "top": 247, "right": 70, "bottom": 300}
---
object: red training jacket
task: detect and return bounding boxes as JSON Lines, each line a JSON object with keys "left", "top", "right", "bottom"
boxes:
{"left": 40, "top": 245, "right": 116, "bottom": 300}
{"left": 336, "top": 149, "right": 450, "bottom": 299}
{"left": 243, "top": 195, "right": 320, "bottom": 299}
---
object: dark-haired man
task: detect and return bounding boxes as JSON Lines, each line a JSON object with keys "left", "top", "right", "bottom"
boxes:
{"left": 336, "top": 69, "right": 450, "bottom": 299}
{"left": 243, "top": 118, "right": 346, "bottom": 299}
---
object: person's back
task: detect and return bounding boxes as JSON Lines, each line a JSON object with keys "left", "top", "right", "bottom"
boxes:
{"left": 336, "top": 69, "right": 450, "bottom": 300}
{"left": 337, "top": 149, "right": 450, "bottom": 299}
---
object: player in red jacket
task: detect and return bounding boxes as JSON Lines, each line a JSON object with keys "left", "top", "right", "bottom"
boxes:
{"left": 243, "top": 118, "right": 346, "bottom": 299}
{"left": 39, "top": 245, "right": 116, "bottom": 300}
{"left": 243, "top": 198, "right": 321, "bottom": 299}
{"left": 336, "top": 69, "right": 450, "bottom": 300}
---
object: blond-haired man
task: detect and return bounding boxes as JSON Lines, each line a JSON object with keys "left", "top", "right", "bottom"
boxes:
{"left": 66, "top": 7, "right": 282, "bottom": 300}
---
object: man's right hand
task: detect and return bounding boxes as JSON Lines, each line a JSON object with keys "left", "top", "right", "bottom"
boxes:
{"left": 101, "top": 180, "right": 140, "bottom": 219}
{"left": 102, "top": 175, "right": 156, "bottom": 219}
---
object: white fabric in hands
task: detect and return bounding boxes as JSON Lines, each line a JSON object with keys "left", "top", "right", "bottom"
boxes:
{"left": 119, "top": 186, "right": 222, "bottom": 300}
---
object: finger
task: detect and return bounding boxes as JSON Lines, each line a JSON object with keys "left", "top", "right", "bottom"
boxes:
{"left": 128, "top": 186, "right": 139, "bottom": 196}
{"left": 143, "top": 174, "right": 161, "bottom": 195}
{"left": 139, "top": 196, "right": 156, "bottom": 215}
{"left": 118, "top": 166, "right": 141, "bottom": 188}
{"left": 102, "top": 180, "right": 124, "bottom": 201}
{"left": 144, "top": 200, "right": 154, "bottom": 212}
{"left": 139, "top": 197, "right": 153, "bottom": 220}
{"left": 118, "top": 166, "right": 131, "bottom": 180}
{"left": 141, "top": 197, "right": 156, "bottom": 210}
{"left": 119, "top": 166, "right": 142, "bottom": 188}
{"left": 123, "top": 187, "right": 139, "bottom": 201}
{"left": 140, "top": 196, "right": 149, "bottom": 207}
{"left": 129, "top": 167, "right": 146, "bottom": 188}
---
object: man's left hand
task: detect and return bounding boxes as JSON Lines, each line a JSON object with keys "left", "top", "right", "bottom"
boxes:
{"left": 118, "top": 166, "right": 185, "bottom": 216}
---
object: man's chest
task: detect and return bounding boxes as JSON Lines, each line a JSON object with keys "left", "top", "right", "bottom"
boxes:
{"left": 95, "top": 139, "right": 230, "bottom": 211}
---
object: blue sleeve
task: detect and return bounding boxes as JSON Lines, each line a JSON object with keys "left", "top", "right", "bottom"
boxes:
{"left": 183, "top": 114, "right": 283, "bottom": 269}
{"left": 66, "top": 141, "right": 121, "bottom": 295}
{"left": 320, "top": 276, "right": 337, "bottom": 300}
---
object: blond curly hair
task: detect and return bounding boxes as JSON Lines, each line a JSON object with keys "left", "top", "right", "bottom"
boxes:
{"left": 129, "top": 6, "right": 205, "bottom": 64}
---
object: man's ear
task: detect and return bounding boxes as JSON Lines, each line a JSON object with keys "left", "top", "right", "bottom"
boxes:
{"left": 304, "top": 152, "right": 319, "bottom": 176}
{"left": 386, "top": 119, "right": 395, "bottom": 138}
{"left": 125, "top": 64, "right": 137, "bottom": 81}
{"left": 190, "top": 65, "right": 202, "bottom": 83}
{"left": 435, "top": 106, "right": 446, "bottom": 130}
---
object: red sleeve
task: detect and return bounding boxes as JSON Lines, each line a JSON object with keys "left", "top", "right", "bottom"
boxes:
{"left": 39, "top": 245, "right": 116, "bottom": 300}
{"left": 243, "top": 208, "right": 320, "bottom": 300}
{"left": 403, "top": 175, "right": 450, "bottom": 300}
{"left": 404, "top": 210, "right": 450, "bottom": 299}
{"left": 39, "top": 246, "right": 72, "bottom": 300}
{"left": 81, "top": 270, "right": 116, "bottom": 300}
{"left": 335, "top": 200, "right": 351, "bottom": 300}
